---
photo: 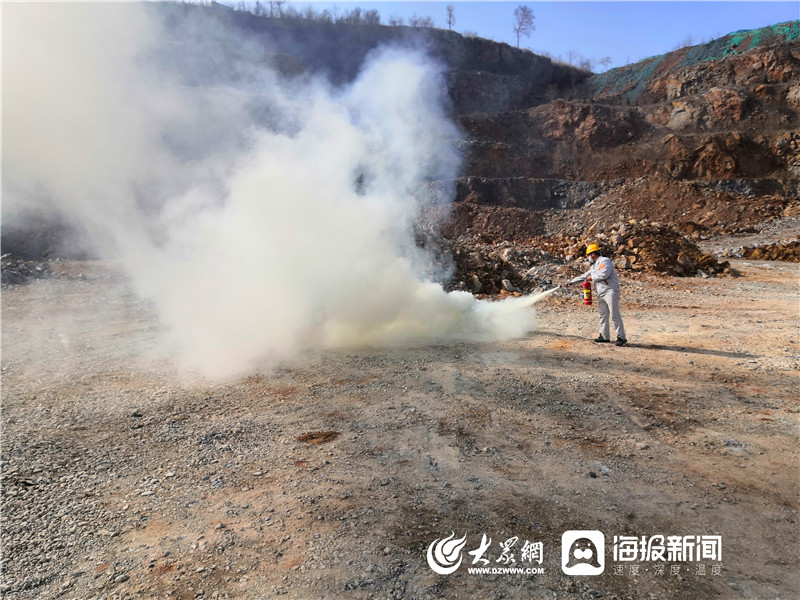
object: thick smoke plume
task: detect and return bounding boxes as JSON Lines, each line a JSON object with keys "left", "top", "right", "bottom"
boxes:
{"left": 4, "top": 3, "right": 544, "bottom": 378}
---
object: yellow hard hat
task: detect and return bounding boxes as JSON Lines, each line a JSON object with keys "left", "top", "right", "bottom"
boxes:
{"left": 585, "top": 243, "right": 601, "bottom": 255}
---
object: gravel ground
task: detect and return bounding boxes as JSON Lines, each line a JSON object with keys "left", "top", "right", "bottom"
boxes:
{"left": 1, "top": 260, "right": 798, "bottom": 600}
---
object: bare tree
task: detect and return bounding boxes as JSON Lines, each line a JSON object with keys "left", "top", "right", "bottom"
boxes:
{"left": 566, "top": 49, "right": 580, "bottom": 66}
{"left": 345, "top": 7, "right": 362, "bottom": 25}
{"left": 512, "top": 5, "right": 535, "bottom": 48}
{"left": 409, "top": 14, "right": 434, "bottom": 28}
{"left": 364, "top": 9, "right": 380, "bottom": 25}
{"left": 446, "top": 5, "right": 455, "bottom": 30}
{"left": 268, "top": 0, "right": 286, "bottom": 18}
{"left": 599, "top": 56, "right": 612, "bottom": 71}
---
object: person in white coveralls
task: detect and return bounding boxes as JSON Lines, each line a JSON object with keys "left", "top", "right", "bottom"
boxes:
{"left": 563, "top": 243, "right": 627, "bottom": 346}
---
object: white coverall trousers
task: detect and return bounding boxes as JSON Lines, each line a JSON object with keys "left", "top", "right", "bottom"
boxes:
{"left": 598, "top": 290, "right": 626, "bottom": 341}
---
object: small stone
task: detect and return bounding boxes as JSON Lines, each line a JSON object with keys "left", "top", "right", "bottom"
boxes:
{"left": 114, "top": 574, "right": 130, "bottom": 584}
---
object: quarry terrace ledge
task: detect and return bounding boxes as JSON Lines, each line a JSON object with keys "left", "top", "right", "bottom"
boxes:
{"left": 423, "top": 177, "right": 795, "bottom": 212}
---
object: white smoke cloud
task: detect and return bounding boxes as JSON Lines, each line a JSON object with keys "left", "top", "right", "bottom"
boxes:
{"left": 4, "top": 3, "right": 545, "bottom": 379}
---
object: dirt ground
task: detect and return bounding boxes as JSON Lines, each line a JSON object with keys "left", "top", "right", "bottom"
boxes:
{"left": 1, "top": 259, "right": 798, "bottom": 600}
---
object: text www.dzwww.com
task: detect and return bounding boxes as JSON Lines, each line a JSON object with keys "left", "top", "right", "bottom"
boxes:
{"left": 467, "top": 567, "right": 545, "bottom": 575}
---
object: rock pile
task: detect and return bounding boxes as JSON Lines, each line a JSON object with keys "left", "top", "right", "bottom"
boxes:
{"left": 577, "top": 221, "right": 732, "bottom": 276}
{"left": 1, "top": 254, "right": 51, "bottom": 286}
{"left": 741, "top": 241, "right": 800, "bottom": 262}
{"left": 415, "top": 229, "right": 558, "bottom": 295}
{"left": 523, "top": 221, "right": 732, "bottom": 276}
{"left": 418, "top": 220, "right": 732, "bottom": 298}
{"left": 445, "top": 238, "right": 559, "bottom": 295}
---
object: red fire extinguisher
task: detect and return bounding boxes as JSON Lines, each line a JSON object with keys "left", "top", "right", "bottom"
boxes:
{"left": 582, "top": 280, "right": 592, "bottom": 305}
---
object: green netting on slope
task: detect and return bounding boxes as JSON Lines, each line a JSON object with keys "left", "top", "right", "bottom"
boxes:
{"left": 721, "top": 21, "right": 800, "bottom": 57}
{"left": 586, "top": 57, "right": 642, "bottom": 98}
{"left": 691, "top": 21, "right": 800, "bottom": 63}
{"left": 587, "top": 20, "right": 799, "bottom": 102}
{"left": 587, "top": 54, "right": 666, "bottom": 103}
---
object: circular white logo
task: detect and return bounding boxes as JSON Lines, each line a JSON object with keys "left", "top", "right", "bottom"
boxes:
{"left": 426, "top": 532, "right": 467, "bottom": 575}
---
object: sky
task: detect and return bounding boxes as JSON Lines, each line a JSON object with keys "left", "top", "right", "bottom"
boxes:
{"left": 287, "top": 1, "right": 799, "bottom": 69}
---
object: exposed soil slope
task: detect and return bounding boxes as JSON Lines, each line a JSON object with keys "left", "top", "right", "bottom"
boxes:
{"left": 451, "top": 24, "right": 800, "bottom": 268}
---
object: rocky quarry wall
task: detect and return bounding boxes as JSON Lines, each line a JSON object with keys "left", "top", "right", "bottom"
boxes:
{"left": 443, "top": 20, "right": 800, "bottom": 292}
